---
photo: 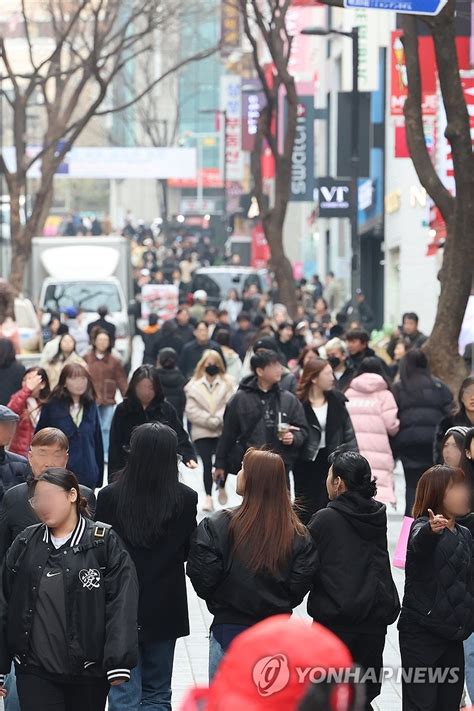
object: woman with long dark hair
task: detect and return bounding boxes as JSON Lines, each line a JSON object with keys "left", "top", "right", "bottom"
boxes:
{"left": 434, "top": 376, "right": 474, "bottom": 464}
{"left": 83, "top": 330, "right": 128, "bottom": 462}
{"left": 0, "top": 467, "right": 138, "bottom": 711}
{"left": 7, "top": 367, "right": 50, "bottom": 456}
{"left": 108, "top": 365, "right": 196, "bottom": 477}
{"left": 345, "top": 357, "right": 400, "bottom": 506}
{"left": 36, "top": 364, "right": 104, "bottom": 489}
{"left": 95, "top": 423, "right": 197, "bottom": 711}
{"left": 393, "top": 349, "right": 453, "bottom": 516}
{"left": 0, "top": 338, "right": 25, "bottom": 406}
{"left": 187, "top": 448, "right": 317, "bottom": 679}
{"left": 307, "top": 449, "right": 400, "bottom": 710}
{"left": 399, "top": 465, "right": 474, "bottom": 711}
{"left": 293, "top": 358, "right": 357, "bottom": 523}
{"left": 43, "top": 333, "right": 86, "bottom": 391}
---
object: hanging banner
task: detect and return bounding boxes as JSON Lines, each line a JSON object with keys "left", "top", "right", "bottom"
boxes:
{"left": 221, "top": 0, "right": 240, "bottom": 55}
{"left": 141, "top": 284, "right": 179, "bottom": 321}
{"left": 390, "top": 31, "right": 437, "bottom": 116}
{"left": 286, "top": 95, "right": 315, "bottom": 202}
{"left": 251, "top": 222, "right": 271, "bottom": 269}
{"left": 241, "top": 79, "right": 266, "bottom": 151}
{"left": 221, "top": 75, "right": 244, "bottom": 182}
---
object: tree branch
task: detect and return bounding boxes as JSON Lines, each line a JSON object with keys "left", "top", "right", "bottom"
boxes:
{"left": 401, "top": 14, "right": 454, "bottom": 222}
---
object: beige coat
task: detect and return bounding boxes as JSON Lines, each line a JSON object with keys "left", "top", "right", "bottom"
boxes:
{"left": 185, "top": 375, "right": 236, "bottom": 441}
{"left": 44, "top": 352, "right": 87, "bottom": 391}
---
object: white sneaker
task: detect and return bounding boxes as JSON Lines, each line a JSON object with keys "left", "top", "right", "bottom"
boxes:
{"left": 202, "top": 495, "right": 214, "bottom": 512}
{"left": 218, "top": 487, "right": 228, "bottom": 506}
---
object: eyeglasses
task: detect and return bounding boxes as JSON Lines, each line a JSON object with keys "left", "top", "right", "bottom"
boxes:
{"left": 29, "top": 489, "right": 72, "bottom": 509}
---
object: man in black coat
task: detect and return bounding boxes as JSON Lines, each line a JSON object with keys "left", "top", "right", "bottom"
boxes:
{"left": 86, "top": 305, "right": 116, "bottom": 345}
{"left": 346, "top": 329, "right": 389, "bottom": 376}
{"left": 0, "top": 427, "right": 96, "bottom": 560}
{"left": 214, "top": 349, "right": 308, "bottom": 483}
{"left": 0, "top": 406, "right": 29, "bottom": 500}
{"left": 178, "top": 321, "right": 224, "bottom": 379}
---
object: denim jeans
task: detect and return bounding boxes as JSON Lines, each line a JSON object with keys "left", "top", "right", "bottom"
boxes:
{"left": 5, "top": 663, "right": 20, "bottom": 711}
{"left": 98, "top": 404, "right": 115, "bottom": 464}
{"left": 464, "top": 633, "right": 474, "bottom": 703}
{"left": 208, "top": 633, "right": 225, "bottom": 682}
{"left": 108, "top": 638, "right": 176, "bottom": 711}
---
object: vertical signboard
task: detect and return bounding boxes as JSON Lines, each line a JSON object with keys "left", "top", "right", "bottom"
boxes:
{"left": 221, "top": 0, "right": 240, "bottom": 55}
{"left": 221, "top": 75, "right": 243, "bottom": 182}
{"left": 390, "top": 31, "right": 437, "bottom": 116}
{"left": 288, "top": 95, "right": 314, "bottom": 202}
{"left": 241, "top": 79, "right": 266, "bottom": 151}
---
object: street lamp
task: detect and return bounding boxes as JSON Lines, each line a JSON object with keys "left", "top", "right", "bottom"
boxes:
{"left": 200, "top": 109, "right": 228, "bottom": 226}
{"left": 302, "top": 26, "right": 361, "bottom": 295}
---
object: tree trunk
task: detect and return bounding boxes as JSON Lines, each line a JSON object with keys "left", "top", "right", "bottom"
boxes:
{"left": 263, "top": 212, "right": 297, "bottom": 316}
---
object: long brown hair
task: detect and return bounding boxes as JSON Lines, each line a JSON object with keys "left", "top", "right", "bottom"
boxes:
{"left": 229, "top": 448, "right": 306, "bottom": 575}
{"left": 50, "top": 363, "right": 96, "bottom": 406}
{"left": 412, "top": 465, "right": 466, "bottom": 519}
{"left": 297, "top": 358, "right": 331, "bottom": 402}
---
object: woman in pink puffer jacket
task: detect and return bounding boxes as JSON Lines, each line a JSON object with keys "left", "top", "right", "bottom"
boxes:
{"left": 345, "top": 358, "right": 400, "bottom": 506}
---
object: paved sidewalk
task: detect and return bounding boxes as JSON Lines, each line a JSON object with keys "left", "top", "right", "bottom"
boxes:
{"left": 174, "top": 464, "right": 408, "bottom": 710}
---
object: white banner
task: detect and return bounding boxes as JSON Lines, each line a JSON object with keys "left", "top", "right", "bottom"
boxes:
{"left": 141, "top": 284, "right": 179, "bottom": 321}
{"left": 221, "top": 75, "right": 244, "bottom": 182}
{"left": 1, "top": 146, "right": 197, "bottom": 180}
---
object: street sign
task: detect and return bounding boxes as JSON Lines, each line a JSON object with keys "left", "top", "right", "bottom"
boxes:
{"left": 344, "top": 0, "right": 447, "bottom": 15}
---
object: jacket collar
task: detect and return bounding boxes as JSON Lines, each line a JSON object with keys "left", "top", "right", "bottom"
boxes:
{"left": 42, "top": 514, "right": 86, "bottom": 547}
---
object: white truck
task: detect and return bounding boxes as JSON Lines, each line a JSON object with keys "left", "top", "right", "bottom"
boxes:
{"left": 28, "top": 235, "right": 133, "bottom": 365}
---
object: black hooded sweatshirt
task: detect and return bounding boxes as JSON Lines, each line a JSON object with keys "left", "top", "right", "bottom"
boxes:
{"left": 307, "top": 491, "right": 400, "bottom": 632}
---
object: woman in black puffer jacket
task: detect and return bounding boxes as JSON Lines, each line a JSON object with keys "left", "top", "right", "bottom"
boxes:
{"left": 399, "top": 465, "right": 474, "bottom": 711}
{"left": 393, "top": 350, "right": 452, "bottom": 516}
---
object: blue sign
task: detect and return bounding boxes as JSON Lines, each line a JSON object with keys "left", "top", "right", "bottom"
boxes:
{"left": 344, "top": 0, "right": 447, "bottom": 14}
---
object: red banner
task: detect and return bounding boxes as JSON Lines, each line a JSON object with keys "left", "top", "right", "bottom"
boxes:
{"left": 251, "top": 223, "right": 271, "bottom": 269}
{"left": 390, "top": 31, "right": 437, "bottom": 116}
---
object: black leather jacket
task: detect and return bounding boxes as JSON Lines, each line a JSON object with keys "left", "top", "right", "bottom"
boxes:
{"left": 0, "top": 448, "right": 29, "bottom": 501}
{"left": 297, "top": 391, "right": 358, "bottom": 462}
{"left": 0, "top": 516, "right": 138, "bottom": 681}
{"left": 187, "top": 509, "right": 317, "bottom": 627}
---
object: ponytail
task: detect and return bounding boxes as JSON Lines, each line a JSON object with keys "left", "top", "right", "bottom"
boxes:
{"left": 328, "top": 448, "right": 377, "bottom": 499}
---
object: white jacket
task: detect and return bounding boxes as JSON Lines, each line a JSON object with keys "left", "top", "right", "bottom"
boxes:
{"left": 185, "top": 375, "right": 236, "bottom": 441}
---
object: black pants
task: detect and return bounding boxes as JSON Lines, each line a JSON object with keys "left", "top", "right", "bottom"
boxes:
{"left": 399, "top": 624, "right": 464, "bottom": 711}
{"left": 195, "top": 437, "right": 218, "bottom": 496}
{"left": 403, "top": 467, "right": 428, "bottom": 517}
{"left": 293, "top": 448, "right": 329, "bottom": 524}
{"left": 16, "top": 673, "right": 109, "bottom": 711}
{"left": 329, "top": 628, "right": 386, "bottom": 710}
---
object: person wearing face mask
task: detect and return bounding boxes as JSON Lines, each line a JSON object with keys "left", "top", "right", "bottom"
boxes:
{"left": 185, "top": 351, "right": 236, "bottom": 512}
{"left": 399, "top": 465, "right": 474, "bottom": 711}
{"left": 324, "top": 337, "right": 355, "bottom": 391}
{"left": 293, "top": 359, "right": 357, "bottom": 523}
{"left": 36, "top": 364, "right": 104, "bottom": 489}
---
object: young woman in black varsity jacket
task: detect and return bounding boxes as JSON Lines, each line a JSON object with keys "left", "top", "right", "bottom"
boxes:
{"left": 0, "top": 468, "right": 138, "bottom": 711}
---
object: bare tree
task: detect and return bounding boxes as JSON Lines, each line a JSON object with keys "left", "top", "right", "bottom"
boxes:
{"left": 401, "top": 4, "right": 474, "bottom": 389}
{"left": 0, "top": 0, "right": 219, "bottom": 292}
{"left": 238, "top": 0, "right": 298, "bottom": 317}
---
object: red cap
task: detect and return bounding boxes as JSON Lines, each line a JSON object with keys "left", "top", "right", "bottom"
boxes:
{"left": 197, "top": 615, "right": 353, "bottom": 711}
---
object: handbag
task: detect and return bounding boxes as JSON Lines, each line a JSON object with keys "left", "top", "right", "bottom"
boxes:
{"left": 393, "top": 516, "right": 414, "bottom": 569}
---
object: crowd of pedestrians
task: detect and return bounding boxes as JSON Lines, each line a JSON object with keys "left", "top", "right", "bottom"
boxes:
{"left": 0, "top": 268, "right": 473, "bottom": 711}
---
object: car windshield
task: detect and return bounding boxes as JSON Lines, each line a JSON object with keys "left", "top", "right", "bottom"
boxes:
{"left": 192, "top": 272, "right": 264, "bottom": 299}
{"left": 43, "top": 282, "right": 122, "bottom": 313}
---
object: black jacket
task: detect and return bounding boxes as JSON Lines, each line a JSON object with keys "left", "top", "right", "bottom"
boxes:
{"left": 399, "top": 518, "right": 474, "bottom": 641}
{"left": 0, "top": 516, "right": 138, "bottom": 680}
{"left": 297, "top": 391, "right": 358, "bottom": 463}
{"left": 387, "top": 330, "right": 428, "bottom": 359}
{"left": 433, "top": 411, "right": 473, "bottom": 464}
{"left": 335, "top": 366, "right": 355, "bottom": 392}
{"left": 178, "top": 340, "right": 224, "bottom": 378}
{"left": 187, "top": 509, "right": 317, "bottom": 626}
{"left": 108, "top": 398, "right": 196, "bottom": 475}
{"left": 0, "top": 449, "right": 29, "bottom": 501}
{"left": 347, "top": 347, "right": 387, "bottom": 375}
{"left": 149, "top": 333, "right": 185, "bottom": 364}
{"left": 0, "top": 361, "right": 26, "bottom": 406}
{"left": 156, "top": 368, "right": 188, "bottom": 421}
{"left": 393, "top": 376, "right": 453, "bottom": 468}
{"left": 0, "top": 480, "right": 96, "bottom": 560}
{"left": 214, "top": 376, "right": 308, "bottom": 471}
{"left": 96, "top": 481, "right": 197, "bottom": 642}
{"left": 307, "top": 492, "right": 400, "bottom": 631}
